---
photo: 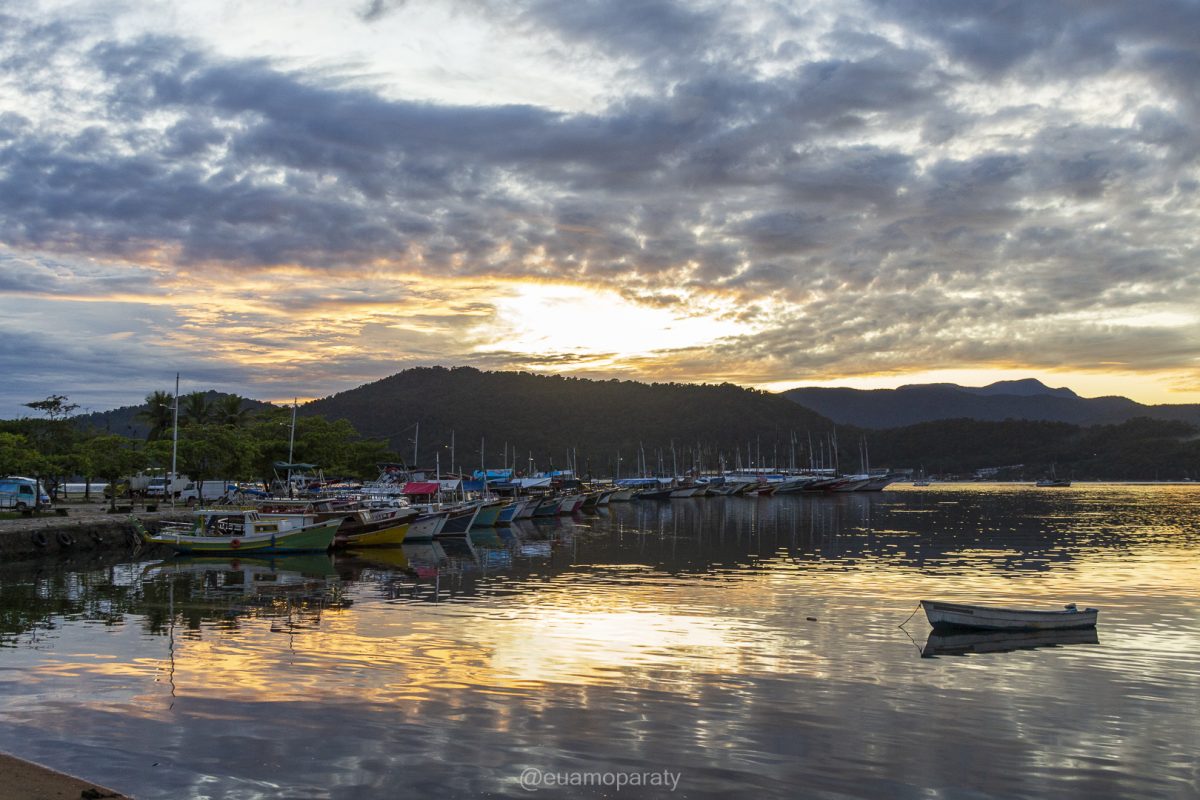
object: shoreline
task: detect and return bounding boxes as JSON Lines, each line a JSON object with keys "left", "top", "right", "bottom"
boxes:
{"left": 0, "top": 752, "right": 128, "bottom": 799}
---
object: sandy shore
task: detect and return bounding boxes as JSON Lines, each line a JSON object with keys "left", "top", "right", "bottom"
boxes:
{"left": 0, "top": 753, "right": 128, "bottom": 799}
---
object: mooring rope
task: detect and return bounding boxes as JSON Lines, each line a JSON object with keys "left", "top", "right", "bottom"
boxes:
{"left": 898, "top": 601, "right": 922, "bottom": 629}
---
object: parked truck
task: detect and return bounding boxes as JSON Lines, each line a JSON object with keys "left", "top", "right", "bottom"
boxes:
{"left": 178, "top": 480, "right": 238, "bottom": 505}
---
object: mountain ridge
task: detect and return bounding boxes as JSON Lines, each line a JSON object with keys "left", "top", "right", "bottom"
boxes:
{"left": 782, "top": 380, "right": 1199, "bottom": 428}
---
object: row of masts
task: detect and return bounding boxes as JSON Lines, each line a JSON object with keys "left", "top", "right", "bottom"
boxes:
{"left": 410, "top": 428, "right": 875, "bottom": 481}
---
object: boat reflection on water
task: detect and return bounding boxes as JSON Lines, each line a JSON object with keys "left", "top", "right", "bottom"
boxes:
{"left": 921, "top": 626, "right": 1100, "bottom": 658}
{"left": 144, "top": 555, "right": 350, "bottom": 617}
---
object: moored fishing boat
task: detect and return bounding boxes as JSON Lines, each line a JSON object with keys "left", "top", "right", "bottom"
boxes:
{"left": 131, "top": 510, "right": 341, "bottom": 554}
{"left": 495, "top": 498, "right": 526, "bottom": 524}
{"left": 920, "top": 600, "right": 1099, "bottom": 631}
{"left": 513, "top": 496, "right": 539, "bottom": 519}
{"left": 339, "top": 516, "right": 411, "bottom": 548}
{"left": 406, "top": 511, "right": 448, "bottom": 540}
{"left": 435, "top": 503, "right": 481, "bottom": 536}
{"left": 472, "top": 499, "right": 506, "bottom": 528}
{"left": 531, "top": 495, "right": 561, "bottom": 517}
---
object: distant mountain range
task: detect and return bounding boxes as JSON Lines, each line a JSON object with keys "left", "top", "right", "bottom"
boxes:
{"left": 782, "top": 379, "right": 1200, "bottom": 429}
{"left": 49, "top": 370, "right": 1200, "bottom": 480}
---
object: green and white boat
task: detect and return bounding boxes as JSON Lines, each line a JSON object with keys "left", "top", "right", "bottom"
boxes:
{"left": 131, "top": 509, "right": 342, "bottom": 554}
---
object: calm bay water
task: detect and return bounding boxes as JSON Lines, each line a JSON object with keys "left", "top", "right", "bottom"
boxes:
{"left": 1, "top": 484, "right": 1198, "bottom": 799}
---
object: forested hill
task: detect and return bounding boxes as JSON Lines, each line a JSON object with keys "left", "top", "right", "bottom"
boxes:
{"left": 863, "top": 417, "right": 1200, "bottom": 481}
{"left": 783, "top": 380, "right": 1200, "bottom": 429}
{"left": 301, "top": 367, "right": 835, "bottom": 474}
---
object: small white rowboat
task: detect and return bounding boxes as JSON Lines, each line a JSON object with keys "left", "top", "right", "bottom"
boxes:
{"left": 921, "top": 600, "right": 1098, "bottom": 631}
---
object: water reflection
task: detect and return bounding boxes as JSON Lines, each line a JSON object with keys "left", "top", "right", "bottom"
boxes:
{"left": 0, "top": 485, "right": 1197, "bottom": 799}
{"left": 922, "top": 627, "right": 1101, "bottom": 658}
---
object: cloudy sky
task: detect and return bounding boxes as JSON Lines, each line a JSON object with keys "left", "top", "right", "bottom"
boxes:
{"left": 1, "top": 0, "right": 1198, "bottom": 416}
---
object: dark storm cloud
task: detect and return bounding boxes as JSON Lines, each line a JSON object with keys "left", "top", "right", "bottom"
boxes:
{"left": 1, "top": 0, "right": 1198, "bottom": 412}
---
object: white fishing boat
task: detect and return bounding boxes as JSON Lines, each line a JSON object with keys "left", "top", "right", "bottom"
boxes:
{"left": 921, "top": 600, "right": 1098, "bottom": 631}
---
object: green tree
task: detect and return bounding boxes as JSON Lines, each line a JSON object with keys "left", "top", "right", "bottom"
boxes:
{"left": 148, "top": 424, "right": 256, "bottom": 504}
{"left": 180, "top": 392, "right": 213, "bottom": 426}
{"left": 137, "top": 390, "right": 176, "bottom": 441}
{"left": 240, "top": 407, "right": 394, "bottom": 485}
{"left": 82, "top": 435, "right": 147, "bottom": 512}
{"left": 24, "top": 394, "right": 79, "bottom": 421}
{"left": 21, "top": 394, "right": 82, "bottom": 499}
{"left": 212, "top": 394, "right": 252, "bottom": 427}
{"left": 0, "top": 432, "right": 49, "bottom": 477}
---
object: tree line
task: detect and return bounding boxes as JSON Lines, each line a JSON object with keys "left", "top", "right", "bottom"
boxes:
{"left": 0, "top": 392, "right": 395, "bottom": 509}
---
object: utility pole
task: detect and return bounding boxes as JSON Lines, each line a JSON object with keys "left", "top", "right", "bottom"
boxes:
{"left": 170, "top": 373, "right": 179, "bottom": 508}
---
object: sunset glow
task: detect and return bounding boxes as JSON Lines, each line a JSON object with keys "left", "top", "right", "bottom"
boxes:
{"left": 2, "top": 1, "right": 1199, "bottom": 414}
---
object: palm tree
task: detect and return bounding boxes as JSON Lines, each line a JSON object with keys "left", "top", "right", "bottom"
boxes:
{"left": 213, "top": 394, "right": 252, "bottom": 427}
{"left": 137, "top": 390, "right": 175, "bottom": 441}
{"left": 180, "top": 392, "right": 213, "bottom": 426}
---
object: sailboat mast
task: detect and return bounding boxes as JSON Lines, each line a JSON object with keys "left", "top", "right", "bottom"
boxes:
{"left": 170, "top": 372, "right": 179, "bottom": 508}
{"left": 287, "top": 398, "right": 297, "bottom": 496}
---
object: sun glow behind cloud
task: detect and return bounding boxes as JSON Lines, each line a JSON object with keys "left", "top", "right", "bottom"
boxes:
{"left": 481, "top": 283, "right": 751, "bottom": 368}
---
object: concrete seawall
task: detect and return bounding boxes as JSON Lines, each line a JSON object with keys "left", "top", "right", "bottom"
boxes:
{"left": 0, "top": 504, "right": 189, "bottom": 561}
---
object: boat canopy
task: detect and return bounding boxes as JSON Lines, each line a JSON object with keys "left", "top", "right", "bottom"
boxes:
{"left": 274, "top": 462, "right": 319, "bottom": 470}
{"left": 461, "top": 480, "right": 486, "bottom": 492}
{"left": 473, "top": 469, "right": 514, "bottom": 480}
{"left": 513, "top": 477, "right": 553, "bottom": 489}
{"left": 615, "top": 478, "right": 668, "bottom": 487}
{"left": 402, "top": 481, "right": 441, "bottom": 495}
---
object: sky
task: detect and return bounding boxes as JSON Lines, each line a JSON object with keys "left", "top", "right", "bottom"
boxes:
{"left": 1, "top": 0, "right": 1198, "bottom": 417}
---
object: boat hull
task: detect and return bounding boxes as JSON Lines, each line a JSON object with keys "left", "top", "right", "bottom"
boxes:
{"left": 471, "top": 501, "right": 504, "bottom": 527}
{"left": 437, "top": 504, "right": 481, "bottom": 536}
{"left": 406, "top": 513, "right": 447, "bottom": 540}
{"left": 921, "top": 600, "right": 1098, "bottom": 631}
{"left": 140, "top": 518, "right": 341, "bottom": 554}
{"left": 341, "top": 521, "right": 409, "bottom": 548}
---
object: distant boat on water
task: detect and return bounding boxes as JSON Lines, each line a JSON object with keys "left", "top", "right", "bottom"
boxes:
{"left": 1037, "top": 464, "right": 1070, "bottom": 487}
{"left": 921, "top": 600, "right": 1098, "bottom": 631}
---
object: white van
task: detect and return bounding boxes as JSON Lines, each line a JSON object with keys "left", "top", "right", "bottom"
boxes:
{"left": 0, "top": 476, "right": 51, "bottom": 511}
